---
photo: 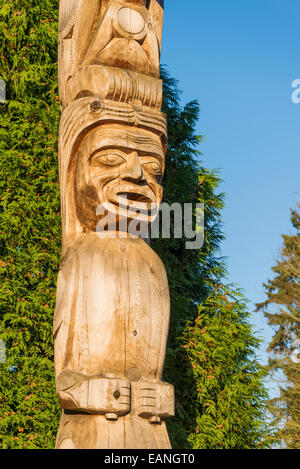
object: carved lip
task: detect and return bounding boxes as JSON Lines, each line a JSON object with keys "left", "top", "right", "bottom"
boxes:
{"left": 116, "top": 192, "right": 154, "bottom": 215}
{"left": 117, "top": 191, "right": 152, "bottom": 204}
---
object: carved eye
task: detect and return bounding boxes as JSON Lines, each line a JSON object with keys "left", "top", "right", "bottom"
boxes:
{"left": 142, "top": 161, "right": 162, "bottom": 176}
{"left": 92, "top": 153, "right": 126, "bottom": 166}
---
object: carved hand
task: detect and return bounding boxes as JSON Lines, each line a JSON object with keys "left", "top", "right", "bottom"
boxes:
{"left": 57, "top": 375, "right": 131, "bottom": 418}
{"left": 136, "top": 381, "right": 175, "bottom": 423}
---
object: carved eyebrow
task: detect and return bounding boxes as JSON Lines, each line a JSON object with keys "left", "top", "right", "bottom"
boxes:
{"left": 91, "top": 145, "right": 164, "bottom": 166}
{"left": 139, "top": 152, "right": 164, "bottom": 164}
{"left": 89, "top": 136, "right": 164, "bottom": 162}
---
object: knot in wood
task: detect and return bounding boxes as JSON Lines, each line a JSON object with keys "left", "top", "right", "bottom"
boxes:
{"left": 90, "top": 100, "right": 102, "bottom": 114}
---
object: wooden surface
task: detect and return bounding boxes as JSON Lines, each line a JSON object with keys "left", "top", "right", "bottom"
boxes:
{"left": 55, "top": 0, "right": 173, "bottom": 449}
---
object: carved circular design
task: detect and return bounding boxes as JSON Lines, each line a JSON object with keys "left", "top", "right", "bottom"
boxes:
{"left": 127, "top": 367, "right": 142, "bottom": 382}
{"left": 117, "top": 8, "right": 145, "bottom": 35}
{"left": 90, "top": 100, "right": 102, "bottom": 114}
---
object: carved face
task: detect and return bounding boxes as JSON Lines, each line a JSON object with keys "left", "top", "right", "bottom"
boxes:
{"left": 75, "top": 124, "right": 165, "bottom": 232}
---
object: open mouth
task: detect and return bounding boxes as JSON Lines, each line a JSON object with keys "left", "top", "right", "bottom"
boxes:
{"left": 115, "top": 191, "right": 158, "bottom": 217}
{"left": 117, "top": 192, "right": 152, "bottom": 204}
{"left": 101, "top": 186, "right": 159, "bottom": 222}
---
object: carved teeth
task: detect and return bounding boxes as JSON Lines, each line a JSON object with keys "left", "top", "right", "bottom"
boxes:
{"left": 118, "top": 192, "right": 152, "bottom": 204}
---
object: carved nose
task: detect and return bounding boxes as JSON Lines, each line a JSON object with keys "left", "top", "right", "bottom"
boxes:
{"left": 122, "top": 152, "right": 145, "bottom": 182}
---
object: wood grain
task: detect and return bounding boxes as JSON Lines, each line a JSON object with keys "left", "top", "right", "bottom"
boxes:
{"left": 55, "top": 0, "right": 173, "bottom": 449}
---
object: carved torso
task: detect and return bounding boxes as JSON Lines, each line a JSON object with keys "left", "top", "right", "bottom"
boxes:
{"left": 54, "top": 234, "right": 170, "bottom": 382}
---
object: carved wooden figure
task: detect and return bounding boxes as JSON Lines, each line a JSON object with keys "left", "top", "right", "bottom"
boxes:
{"left": 55, "top": 0, "right": 174, "bottom": 449}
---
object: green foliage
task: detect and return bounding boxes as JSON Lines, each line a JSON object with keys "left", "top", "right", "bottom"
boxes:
{"left": 257, "top": 205, "right": 300, "bottom": 449}
{"left": 0, "top": 1, "right": 271, "bottom": 449}
{"left": 183, "top": 288, "right": 269, "bottom": 449}
{"left": 0, "top": 0, "right": 60, "bottom": 448}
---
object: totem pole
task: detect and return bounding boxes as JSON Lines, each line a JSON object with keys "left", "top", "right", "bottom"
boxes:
{"left": 54, "top": 0, "right": 174, "bottom": 449}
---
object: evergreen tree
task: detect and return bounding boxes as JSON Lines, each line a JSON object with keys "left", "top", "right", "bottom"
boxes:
{"left": 256, "top": 205, "right": 300, "bottom": 449}
{"left": 0, "top": 0, "right": 60, "bottom": 449}
{"left": 0, "top": 0, "right": 271, "bottom": 449}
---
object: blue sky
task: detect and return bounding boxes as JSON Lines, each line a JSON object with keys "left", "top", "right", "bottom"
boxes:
{"left": 161, "top": 0, "right": 300, "bottom": 394}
